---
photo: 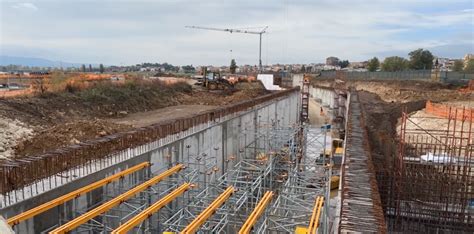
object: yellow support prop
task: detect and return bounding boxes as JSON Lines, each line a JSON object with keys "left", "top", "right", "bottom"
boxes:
{"left": 307, "top": 196, "right": 324, "bottom": 234}
{"left": 112, "top": 183, "right": 191, "bottom": 234}
{"left": 239, "top": 191, "right": 273, "bottom": 234}
{"left": 7, "top": 162, "right": 150, "bottom": 227}
{"left": 181, "top": 187, "right": 234, "bottom": 234}
{"left": 50, "top": 164, "right": 184, "bottom": 234}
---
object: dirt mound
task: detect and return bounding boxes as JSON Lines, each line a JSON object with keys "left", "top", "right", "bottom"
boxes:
{"left": 0, "top": 80, "right": 191, "bottom": 127}
{"left": 179, "top": 82, "right": 269, "bottom": 106}
{"left": 14, "top": 120, "right": 131, "bottom": 157}
{"left": 312, "top": 79, "right": 468, "bottom": 103}
{"left": 352, "top": 80, "right": 465, "bottom": 103}
{"left": 0, "top": 79, "right": 272, "bottom": 158}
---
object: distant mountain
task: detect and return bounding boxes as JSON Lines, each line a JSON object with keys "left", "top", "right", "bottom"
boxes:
{"left": 0, "top": 56, "right": 83, "bottom": 68}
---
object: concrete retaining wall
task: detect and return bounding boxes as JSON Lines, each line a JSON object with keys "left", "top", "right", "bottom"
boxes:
{"left": 1, "top": 91, "right": 300, "bottom": 233}
{"left": 310, "top": 86, "right": 336, "bottom": 108}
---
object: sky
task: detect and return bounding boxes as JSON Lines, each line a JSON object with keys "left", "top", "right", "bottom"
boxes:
{"left": 1, "top": 0, "right": 473, "bottom": 66}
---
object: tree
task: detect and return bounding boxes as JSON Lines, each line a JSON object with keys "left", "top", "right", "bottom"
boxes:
{"left": 464, "top": 59, "right": 474, "bottom": 74}
{"left": 408, "top": 48, "right": 434, "bottom": 70}
{"left": 89, "top": 64, "right": 92, "bottom": 72}
{"left": 452, "top": 60, "right": 464, "bottom": 72}
{"left": 182, "top": 65, "right": 195, "bottom": 73}
{"left": 382, "top": 56, "right": 409, "bottom": 72}
{"left": 230, "top": 59, "right": 237, "bottom": 74}
{"left": 300, "top": 65, "right": 306, "bottom": 73}
{"left": 339, "top": 60, "right": 350, "bottom": 68}
{"left": 99, "top": 64, "right": 104, "bottom": 73}
{"left": 81, "top": 64, "right": 86, "bottom": 72}
{"left": 367, "top": 57, "right": 380, "bottom": 72}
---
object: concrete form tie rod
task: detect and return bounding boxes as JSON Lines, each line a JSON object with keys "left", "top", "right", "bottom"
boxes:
{"left": 239, "top": 191, "right": 274, "bottom": 234}
{"left": 308, "top": 196, "right": 325, "bottom": 234}
{"left": 49, "top": 164, "right": 184, "bottom": 234}
{"left": 181, "top": 186, "right": 235, "bottom": 234}
{"left": 8, "top": 162, "right": 151, "bottom": 227}
{"left": 112, "top": 183, "right": 192, "bottom": 234}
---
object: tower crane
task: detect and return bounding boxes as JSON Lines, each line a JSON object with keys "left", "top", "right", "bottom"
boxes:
{"left": 185, "top": 25, "right": 268, "bottom": 72}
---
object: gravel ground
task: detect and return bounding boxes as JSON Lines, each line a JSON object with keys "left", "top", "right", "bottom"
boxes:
{"left": 0, "top": 117, "right": 33, "bottom": 158}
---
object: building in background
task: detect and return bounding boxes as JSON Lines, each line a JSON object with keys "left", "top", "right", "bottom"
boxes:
{"left": 434, "top": 57, "right": 456, "bottom": 71}
{"left": 326, "top": 57, "right": 340, "bottom": 66}
{"left": 464, "top": 54, "right": 474, "bottom": 69}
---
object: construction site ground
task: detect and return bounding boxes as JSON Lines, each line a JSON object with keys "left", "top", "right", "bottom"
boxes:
{"left": 0, "top": 80, "right": 268, "bottom": 158}
{"left": 313, "top": 78, "right": 473, "bottom": 167}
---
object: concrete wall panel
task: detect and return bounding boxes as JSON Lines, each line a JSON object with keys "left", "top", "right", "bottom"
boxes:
{"left": 2, "top": 92, "right": 301, "bottom": 233}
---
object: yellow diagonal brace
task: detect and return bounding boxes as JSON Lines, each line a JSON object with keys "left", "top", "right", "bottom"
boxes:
{"left": 49, "top": 164, "right": 184, "bottom": 234}
{"left": 308, "top": 196, "right": 324, "bottom": 234}
{"left": 8, "top": 162, "right": 150, "bottom": 226}
{"left": 181, "top": 186, "right": 234, "bottom": 234}
{"left": 239, "top": 191, "right": 273, "bottom": 234}
{"left": 112, "top": 183, "right": 191, "bottom": 234}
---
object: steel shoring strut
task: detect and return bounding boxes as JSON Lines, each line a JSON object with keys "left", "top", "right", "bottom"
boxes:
{"left": 50, "top": 164, "right": 184, "bottom": 234}
{"left": 112, "top": 183, "right": 192, "bottom": 234}
{"left": 8, "top": 162, "right": 151, "bottom": 227}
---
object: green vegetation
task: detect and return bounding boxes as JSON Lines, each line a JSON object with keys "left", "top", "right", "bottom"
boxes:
{"left": 465, "top": 59, "right": 474, "bottom": 73}
{"left": 77, "top": 79, "right": 191, "bottom": 103}
{"left": 50, "top": 71, "right": 68, "bottom": 85}
{"left": 339, "top": 60, "right": 350, "bottom": 68}
{"left": 408, "top": 48, "right": 434, "bottom": 70}
{"left": 381, "top": 56, "right": 409, "bottom": 71}
{"left": 230, "top": 59, "right": 237, "bottom": 74}
{"left": 181, "top": 65, "right": 195, "bottom": 73}
{"left": 452, "top": 60, "right": 464, "bottom": 72}
{"left": 367, "top": 57, "right": 380, "bottom": 72}
{"left": 99, "top": 64, "right": 105, "bottom": 73}
{"left": 300, "top": 65, "right": 306, "bottom": 73}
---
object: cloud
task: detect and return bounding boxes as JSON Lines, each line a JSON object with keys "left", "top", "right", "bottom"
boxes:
{"left": 1, "top": 0, "right": 472, "bottom": 65}
{"left": 11, "top": 2, "right": 38, "bottom": 11}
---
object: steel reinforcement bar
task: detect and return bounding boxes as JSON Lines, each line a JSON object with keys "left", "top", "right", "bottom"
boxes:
{"left": 0, "top": 88, "right": 299, "bottom": 195}
{"left": 7, "top": 162, "right": 150, "bottom": 226}
{"left": 339, "top": 90, "right": 386, "bottom": 233}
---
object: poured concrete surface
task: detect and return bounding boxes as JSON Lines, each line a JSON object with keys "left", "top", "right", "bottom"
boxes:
{"left": 110, "top": 105, "right": 217, "bottom": 128}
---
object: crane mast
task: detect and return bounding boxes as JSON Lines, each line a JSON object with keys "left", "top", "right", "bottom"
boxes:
{"left": 185, "top": 25, "right": 268, "bottom": 72}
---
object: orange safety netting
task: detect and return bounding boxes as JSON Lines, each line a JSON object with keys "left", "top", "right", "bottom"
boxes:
{"left": 425, "top": 100, "right": 474, "bottom": 122}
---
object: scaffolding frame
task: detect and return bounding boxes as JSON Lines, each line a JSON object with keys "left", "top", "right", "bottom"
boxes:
{"left": 161, "top": 121, "right": 328, "bottom": 233}
{"left": 14, "top": 108, "right": 331, "bottom": 234}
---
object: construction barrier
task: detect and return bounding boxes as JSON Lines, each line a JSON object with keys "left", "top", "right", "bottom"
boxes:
{"left": 425, "top": 101, "right": 474, "bottom": 122}
{"left": 319, "top": 70, "right": 474, "bottom": 84}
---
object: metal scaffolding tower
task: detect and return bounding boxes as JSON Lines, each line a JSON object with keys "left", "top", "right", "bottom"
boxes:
{"left": 11, "top": 113, "right": 331, "bottom": 234}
